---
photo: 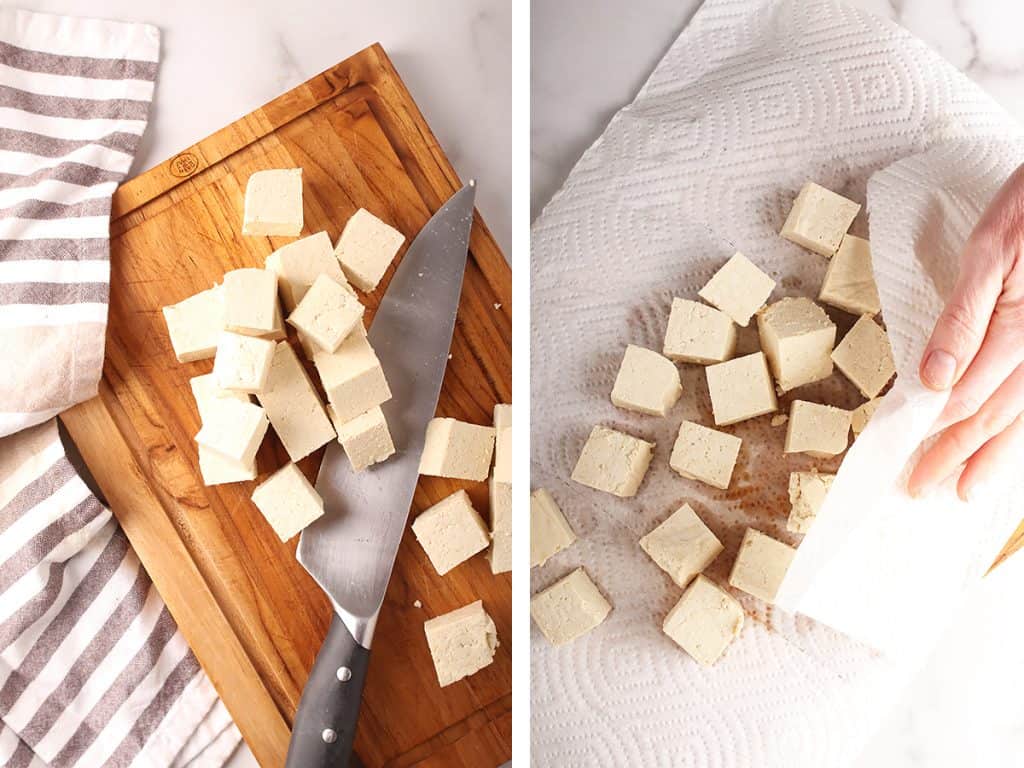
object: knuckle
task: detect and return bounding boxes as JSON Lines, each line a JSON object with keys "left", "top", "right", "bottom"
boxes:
{"left": 945, "top": 393, "right": 985, "bottom": 424}
{"left": 941, "top": 302, "right": 983, "bottom": 344}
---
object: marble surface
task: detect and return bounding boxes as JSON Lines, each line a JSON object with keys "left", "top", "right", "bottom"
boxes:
{"left": 532, "top": 1, "right": 1024, "bottom": 765}
{"left": 14, "top": 1, "right": 510, "bottom": 766}
{"left": 19, "top": 0, "right": 513, "bottom": 258}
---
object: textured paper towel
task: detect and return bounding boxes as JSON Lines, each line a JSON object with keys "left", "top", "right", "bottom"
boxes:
{"left": 530, "top": 0, "right": 1024, "bottom": 766}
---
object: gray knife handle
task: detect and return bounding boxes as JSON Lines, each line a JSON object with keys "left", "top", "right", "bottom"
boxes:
{"left": 285, "top": 613, "right": 370, "bottom": 768}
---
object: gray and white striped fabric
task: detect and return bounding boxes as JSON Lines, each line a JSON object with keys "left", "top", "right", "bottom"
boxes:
{"left": 0, "top": 8, "right": 240, "bottom": 768}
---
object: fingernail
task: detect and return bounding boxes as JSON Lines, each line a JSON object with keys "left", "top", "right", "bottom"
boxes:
{"left": 922, "top": 349, "right": 957, "bottom": 390}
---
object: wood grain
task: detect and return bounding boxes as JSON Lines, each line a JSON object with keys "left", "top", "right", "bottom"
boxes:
{"left": 60, "top": 44, "right": 511, "bottom": 768}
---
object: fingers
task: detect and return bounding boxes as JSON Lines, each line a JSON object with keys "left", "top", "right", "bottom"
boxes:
{"left": 958, "top": 412, "right": 1024, "bottom": 502}
{"left": 908, "top": 363, "right": 1024, "bottom": 497}
{"left": 919, "top": 242, "right": 1004, "bottom": 391}
{"left": 931, "top": 309, "right": 1024, "bottom": 433}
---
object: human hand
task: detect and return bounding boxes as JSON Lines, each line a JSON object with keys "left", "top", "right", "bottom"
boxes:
{"left": 907, "top": 163, "right": 1024, "bottom": 501}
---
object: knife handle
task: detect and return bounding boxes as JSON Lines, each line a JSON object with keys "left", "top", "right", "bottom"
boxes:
{"left": 285, "top": 612, "right": 370, "bottom": 768}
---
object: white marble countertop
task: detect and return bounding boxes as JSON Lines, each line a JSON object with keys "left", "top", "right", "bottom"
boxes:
{"left": 13, "top": 1, "right": 510, "bottom": 765}
{"left": 532, "top": 1, "right": 1024, "bottom": 765}
{"left": 17, "top": 0, "right": 513, "bottom": 258}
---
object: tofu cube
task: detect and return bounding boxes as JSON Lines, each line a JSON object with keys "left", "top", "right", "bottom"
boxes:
{"left": 640, "top": 504, "right": 723, "bottom": 588}
{"left": 162, "top": 284, "right": 224, "bottom": 363}
{"left": 663, "top": 298, "right": 737, "bottom": 364}
{"left": 787, "top": 471, "right": 835, "bottom": 534}
{"left": 571, "top": 425, "right": 654, "bottom": 498}
{"left": 705, "top": 351, "right": 778, "bottom": 426}
{"left": 494, "top": 426, "right": 511, "bottom": 484}
{"left": 334, "top": 208, "right": 406, "bottom": 292}
{"left": 698, "top": 252, "right": 776, "bottom": 326}
{"left": 265, "top": 231, "right": 349, "bottom": 311}
{"left": 259, "top": 298, "right": 287, "bottom": 341}
{"left": 610, "top": 344, "right": 682, "bottom": 416}
{"left": 194, "top": 398, "right": 269, "bottom": 466}
{"left": 818, "top": 235, "right": 881, "bottom": 316}
{"left": 332, "top": 406, "right": 395, "bottom": 471}
{"left": 312, "top": 327, "right": 392, "bottom": 422}
{"left": 222, "top": 268, "right": 278, "bottom": 335}
{"left": 424, "top": 601, "right": 499, "bottom": 687}
{"left": 197, "top": 447, "right": 257, "bottom": 486}
{"left": 411, "top": 490, "right": 490, "bottom": 575}
{"left": 530, "top": 488, "right": 576, "bottom": 568}
{"left": 530, "top": 567, "right": 611, "bottom": 646}
{"left": 784, "top": 400, "right": 851, "bottom": 458}
{"left": 488, "top": 477, "right": 512, "bottom": 575}
{"left": 287, "top": 273, "right": 365, "bottom": 353}
{"left": 757, "top": 297, "right": 836, "bottom": 392}
{"left": 669, "top": 420, "right": 741, "bottom": 490}
{"left": 780, "top": 181, "right": 860, "bottom": 257}
{"left": 493, "top": 403, "right": 512, "bottom": 430}
{"left": 213, "top": 331, "right": 276, "bottom": 393}
{"left": 663, "top": 575, "right": 744, "bottom": 666}
{"left": 256, "top": 341, "right": 335, "bottom": 462}
{"left": 418, "top": 417, "right": 496, "bottom": 482}
{"left": 250, "top": 462, "right": 324, "bottom": 542}
{"left": 729, "top": 528, "right": 797, "bottom": 603}
{"left": 242, "top": 168, "right": 303, "bottom": 237}
{"left": 831, "top": 314, "right": 896, "bottom": 399}
{"left": 851, "top": 396, "right": 882, "bottom": 436}
{"left": 189, "top": 372, "right": 250, "bottom": 422}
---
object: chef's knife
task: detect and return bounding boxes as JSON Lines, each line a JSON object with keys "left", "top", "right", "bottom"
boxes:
{"left": 285, "top": 181, "right": 477, "bottom": 768}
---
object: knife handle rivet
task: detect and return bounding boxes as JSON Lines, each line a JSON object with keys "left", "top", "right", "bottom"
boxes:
{"left": 322, "top": 728, "right": 337, "bottom": 744}
{"left": 336, "top": 666, "right": 352, "bottom": 682}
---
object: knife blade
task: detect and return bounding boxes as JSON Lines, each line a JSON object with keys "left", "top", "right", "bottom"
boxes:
{"left": 285, "top": 181, "right": 476, "bottom": 768}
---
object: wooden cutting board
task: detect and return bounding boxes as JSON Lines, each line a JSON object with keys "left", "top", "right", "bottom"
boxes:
{"left": 59, "top": 44, "right": 511, "bottom": 768}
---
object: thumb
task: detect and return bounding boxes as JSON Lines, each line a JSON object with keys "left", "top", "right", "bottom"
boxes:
{"left": 920, "top": 246, "right": 1003, "bottom": 391}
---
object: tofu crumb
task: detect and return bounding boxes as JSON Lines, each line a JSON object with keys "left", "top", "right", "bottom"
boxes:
{"left": 414, "top": 600, "right": 422, "bottom": 608}
{"left": 494, "top": 302, "right": 502, "bottom": 309}
{"left": 770, "top": 414, "right": 788, "bottom": 427}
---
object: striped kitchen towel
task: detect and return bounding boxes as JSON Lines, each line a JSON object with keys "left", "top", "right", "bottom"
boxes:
{"left": 0, "top": 8, "right": 241, "bottom": 768}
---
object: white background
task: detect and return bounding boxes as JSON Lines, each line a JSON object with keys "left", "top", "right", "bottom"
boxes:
{"left": 532, "top": 1, "right": 1024, "bottom": 766}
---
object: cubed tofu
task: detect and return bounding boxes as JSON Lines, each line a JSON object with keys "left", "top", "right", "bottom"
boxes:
{"left": 818, "top": 235, "right": 881, "bottom": 316}
{"left": 424, "top": 601, "right": 499, "bottom": 687}
{"left": 610, "top": 344, "right": 682, "bottom": 416}
{"left": 334, "top": 208, "right": 406, "bottom": 292}
{"left": 780, "top": 181, "right": 860, "bottom": 256}
{"left": 312, "top": 325, "right": 392, "bottom": 423}
{"left": 663, "top": 298, "right": 737, "bottom": 364}
{"left": 530, "top": 567, "right": 611, "bottom": 646}
{"left": 162, "top": 284, "right": 224, "bottom": 363}
{"left": 265, "top": 231, "right": 349, "bottom": 311}
{"left": 663, "top": 575, "right": 744, "bottom": 666}
{"left": 242, "top": 168, "right": 303, "bottom": 237}
{"left": 189, "top": 372, "right": 251, "bottom": 423}
{"left": 851, "top": 396, "right": 882, "bottom": 436}
{"left": 493, "top": 403, "right": 512, "bottom": 431}
{"left": 222, "top": 268, "right": 278, "bottom": 335}
{"left": 787, "top": 471, "right": 835, "bottom": 534}
{"left": 705, "top": 351, "right": 778, "bottom": 426}
{"left": 640, "top": 504, "right": 723, "bottom": 588}
{"left": 669, "top": 420, "right": 742, "bottom": 490}
{"left": 411, "top": 489, "right": 490, "bottom": 575}
{"left": 571, "top": 425, "right": 654, "bottom": 498}
{"left": 488, "top": 477, "right": 512, "bottom": 575}
{"left": 194, "top": 398, "right": 269, "bottom": 466}
{"left": 213, "top": 331, "right": 276, "bottom": 393}
{"left": 494, "top": 426, "right": 511, "bottom": 484}
{"left": 698, "top": 252, "right": 776, "bottom": 326}
{"left": 831, "top": 314, "right": 896, "bottom": 399}
{"left": 332, "top": 405, "right": 395, "bottom": 471}
{"left": 530, "top": 488, "right": 576, "bottom": 568}
{"left": 729, "top": 528, "right": 796, "bottom": 603}
{"left": 250, "top": 462, "right": 324, "bottom": 541}
{"left": 784, "top": 400, "right": 851, "bottom": 458}
{"left": 418, "top": 417, "right": 496, "bottom": 482}
{"left": 256, "top": 341, "right": 335, "bottom": 462}
{"left": 757, "top": 297, "right": 836, "bottom": 392}
{"left": 258, "top": 298, "right": 287, "bottom": 341}
{"left": 287, "top": 273, "right": 365, "bottom": 353}
{"left": 197, "top": 447, "right": 256, "bottom": 486}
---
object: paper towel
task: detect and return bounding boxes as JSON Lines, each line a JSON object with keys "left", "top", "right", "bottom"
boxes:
{"left": 530, "top": 0, "right": 1024, "bottom": 765}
